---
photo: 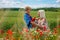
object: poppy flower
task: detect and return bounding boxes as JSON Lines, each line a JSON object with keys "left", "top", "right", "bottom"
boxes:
{"left": 40, "top": 31, "right": 43, "bottom": 36}
{"left": 31, "top": 17, "right": 36, "bottom": 22}
{"left": 43, "top": 25, "right": 47, "bottom": 31}
{"left": 7, "top": 30, "right": 13, "bottom": 36}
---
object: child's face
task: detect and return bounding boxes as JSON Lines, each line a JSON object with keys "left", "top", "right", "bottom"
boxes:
{"left": 27, "top": 9, "right": 31, "bottom": 14}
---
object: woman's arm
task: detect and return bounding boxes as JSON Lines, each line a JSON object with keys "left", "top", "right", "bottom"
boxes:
{"left": 31, "top": 21, "right": 43, "bottom": 29}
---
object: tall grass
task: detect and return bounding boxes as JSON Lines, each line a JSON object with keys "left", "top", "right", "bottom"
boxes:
{"left": 0, "top": 10, "right": 60, "bottom": 31}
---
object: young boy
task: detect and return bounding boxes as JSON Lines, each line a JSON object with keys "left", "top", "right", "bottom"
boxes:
{"left": 24, "top": 6, "right": 32, "bottom": 29}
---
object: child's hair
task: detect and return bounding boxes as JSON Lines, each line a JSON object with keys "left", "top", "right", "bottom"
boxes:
{"left": 25, "top": 6, "right": 31, "bottom": 11}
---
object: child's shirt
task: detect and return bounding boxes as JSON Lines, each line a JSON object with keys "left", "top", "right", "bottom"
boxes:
{"left": 24, "top": 13, "right": 32, "bottom": 29}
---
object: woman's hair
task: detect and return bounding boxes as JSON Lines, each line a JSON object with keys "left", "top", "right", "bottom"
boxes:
{"left": 25, "top": 6, "right": 31, "bottom": 11}
{"left": 38, "top": 10, "right": 45, "bottom": 13}
{"left": 38, "top": 10, "right": 45, "bottom": 18}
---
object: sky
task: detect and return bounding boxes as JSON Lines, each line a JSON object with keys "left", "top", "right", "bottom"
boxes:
{"left": 0, "top": 0, "right": 60, "bottom": 8}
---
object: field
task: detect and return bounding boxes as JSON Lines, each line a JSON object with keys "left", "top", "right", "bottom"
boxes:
{"left": 0, "top": 10, "right": 60, "bottom": 29}
{"left": 0, "top": 10, "right": 60, "bottom": 40}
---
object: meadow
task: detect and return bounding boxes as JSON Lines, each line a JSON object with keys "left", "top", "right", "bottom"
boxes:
{"left": 0, "top": 10, "right": 60, "bottom": 30}
{"left": 0, "top": 9, "right": 60, "bottom": 40}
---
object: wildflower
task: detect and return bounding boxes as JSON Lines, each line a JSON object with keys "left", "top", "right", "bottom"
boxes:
{"left": 43, "top": 25, "right": 47, "bottom": 31}
{"left": 7, "top": 30, "right": 13, "bottom": 36}
{"left": 40, "top": 31, "right": 43, "bottom": 36}
{"left": 31, "top": 17, "right": 36, "bottom": 22}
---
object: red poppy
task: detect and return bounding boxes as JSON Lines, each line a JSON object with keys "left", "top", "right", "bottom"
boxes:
{"left": 7, "top": 30, "right": 13, "bottom": 36}
{"left": 40, "top": 31, "right": 43, "bottom": 36}
{"left": 43, "top": 26, "right": 47, "bottom": 31}
{"left": 31, "top": 17, "right": 36, "bottom": 22}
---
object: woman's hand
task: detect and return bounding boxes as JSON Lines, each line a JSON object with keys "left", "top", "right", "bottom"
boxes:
{"left": 31, "top": 21, "right": 43, "bottom": 29}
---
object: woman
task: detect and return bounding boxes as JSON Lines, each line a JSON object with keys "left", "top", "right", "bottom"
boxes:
{"left": 37, "top": 10, "right": 49, "bottom": 31}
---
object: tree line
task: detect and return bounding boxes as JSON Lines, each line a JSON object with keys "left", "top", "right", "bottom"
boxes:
{"left": 0, "top": 7, "right": 60, "bottom": 12}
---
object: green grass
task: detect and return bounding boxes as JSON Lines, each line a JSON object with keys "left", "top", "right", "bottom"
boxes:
{"left": 0, "top": 10, "right": 60, "bottom": 30}
{"left": 0, "top": 10, "right": 60, "bottom": 39}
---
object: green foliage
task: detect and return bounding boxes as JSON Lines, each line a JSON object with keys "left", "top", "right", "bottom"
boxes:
{"left": 1, "top": 21, "right": 14, "bottom": 32}
{"left": 32, "top": 8, "right": 60, "bottom": 12}
{"left": 0, "top": 9, "right": 60, "bottom": 33}
{"left": 50, "top": 21, "right": 57, "bottom": 30}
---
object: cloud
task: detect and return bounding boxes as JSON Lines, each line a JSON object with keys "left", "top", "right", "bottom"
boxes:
{"left": 20, "top": 4, "right": 60, "bottom": 8}
{"left": 0, "top": 0, "right": 20, "bottom": 8}
{"left": 0, "top": 0, "right": 60, "bottom": 8}
{"left": 56, "top": 0, "right": 60, "bottom": 2}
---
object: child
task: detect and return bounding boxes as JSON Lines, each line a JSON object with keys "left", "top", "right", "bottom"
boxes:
{"left": 24, "top": 6, "right": 32, "bottom": 29}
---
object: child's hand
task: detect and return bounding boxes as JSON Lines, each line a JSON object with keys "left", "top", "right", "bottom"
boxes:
{"left": 31, "top": 17, "right": 36, "bottom": 22}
